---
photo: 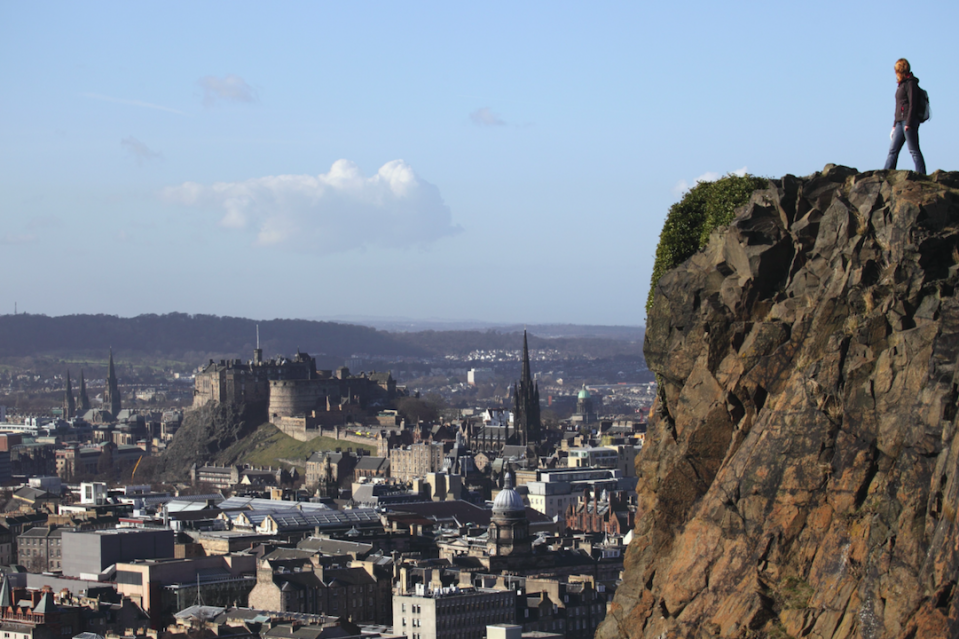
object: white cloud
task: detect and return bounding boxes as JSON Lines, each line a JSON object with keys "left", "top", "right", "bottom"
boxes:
{"left": 673, "top": 166, "right": 748, "bottom": 197}
{"left": 199, "top": 74, "right": 257, "bottom": 106}
{"left": 162, "top": 159, "right": 462, "bottom": 253}
{"left": 82, "top": 92, "right": 187, "bottom": 115}
{"left": 470, "top": 107, "right": 506, "bottom": 126}
{"left": 121, "top": 137, "right": 162, "bottom": 165}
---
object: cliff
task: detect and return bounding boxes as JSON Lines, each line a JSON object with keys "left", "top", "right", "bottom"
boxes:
{"left": 154, "top": 401, "right": 267, "bottom": 480}
{"left": 600, "top": 166, "right": 959, "bottom": 639}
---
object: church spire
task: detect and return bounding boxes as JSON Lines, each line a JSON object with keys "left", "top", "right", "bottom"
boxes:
{"left": 521, "top": 329, "right": 531, "bottom": 388}
{"left": 512, "top": 330, "right": 540, "bottom": 450}
{"left": 78, "top": 369, "right": 91, "bottom": 412}
{"left": 105, "top": 349, "right": 121, "bottom": 418}
{"left": 63, "top": 370, "right": 76, "bottom": 419}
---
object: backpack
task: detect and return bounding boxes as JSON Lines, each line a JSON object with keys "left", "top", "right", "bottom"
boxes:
{"left": 918, "top": 86, "right": 931, "bottom": 123}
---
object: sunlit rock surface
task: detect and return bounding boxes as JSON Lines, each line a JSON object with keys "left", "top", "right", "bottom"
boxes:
{"left": 600, "top": 166, "right": 959, "bottom": 638}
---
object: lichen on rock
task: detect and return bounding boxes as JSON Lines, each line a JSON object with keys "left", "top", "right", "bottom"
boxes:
{"left": 601, "top": 166, "right": 959, "bottom": 639}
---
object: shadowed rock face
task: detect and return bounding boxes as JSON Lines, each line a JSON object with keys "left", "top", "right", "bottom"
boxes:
{"left": 600, "top": 166, "right": 959, "bottom": 639}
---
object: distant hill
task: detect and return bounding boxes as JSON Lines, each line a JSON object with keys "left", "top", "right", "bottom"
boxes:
{"left": 0, "top": 313, "right": 644, "bottom": 362}
{"left": 0, "top": 313, "right": 427, "bottom": 361}
{"left": 314, "top": 315, "right": 645, "bottom": 340}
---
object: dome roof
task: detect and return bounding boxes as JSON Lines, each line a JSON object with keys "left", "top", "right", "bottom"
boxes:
{"left": 493, "top": 472, "right": 525, "bottom": 513}
{"left": 578, "top": 385, "right": 591, "bottom": 400}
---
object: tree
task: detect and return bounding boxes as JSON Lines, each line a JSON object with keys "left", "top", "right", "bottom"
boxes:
{"left": 395, "top": 396, "right": 440, "bottom": 424}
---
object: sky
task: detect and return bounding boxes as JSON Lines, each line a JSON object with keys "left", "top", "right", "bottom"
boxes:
{"left": 2, "top": 2, "right": 957, "bottom": 327}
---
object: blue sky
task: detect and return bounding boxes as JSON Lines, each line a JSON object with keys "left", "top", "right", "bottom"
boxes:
{"left": 2, "top": 1, "right": 956, "bottom": 327}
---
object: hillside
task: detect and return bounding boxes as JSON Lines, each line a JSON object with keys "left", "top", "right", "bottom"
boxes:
{"left": 215, "top": 423, "right": 375, "bottom": 470}
{"left": 0, "top": 313, "right": 644, "bottom": 361}
{"left": 599, "top": 167, "right": 959, "bottom": 638}
{"left": 0, "top": 313, "right": 427, "bottom": 360}
{"left": 151, "top": 404, "right": 375, "bottom": 481}
{"left": 152, "top": 401, "right": 268, "bottom": 479}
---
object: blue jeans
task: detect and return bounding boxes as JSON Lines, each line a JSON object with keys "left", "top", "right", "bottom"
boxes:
{"left": 884, "top": 121, "right": 926, "bottom": 174}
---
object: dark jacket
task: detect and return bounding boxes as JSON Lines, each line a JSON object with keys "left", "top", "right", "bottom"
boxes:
{"left": 894, "top": 74, "right": 921, "bottom": 127}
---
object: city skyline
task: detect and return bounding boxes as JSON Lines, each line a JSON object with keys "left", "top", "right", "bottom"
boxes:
{"left": 2, "top": 2, "right": 956, "bottom": 326}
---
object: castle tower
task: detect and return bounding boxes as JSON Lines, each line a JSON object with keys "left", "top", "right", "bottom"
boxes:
{"left": 78, "top": 369, "right": 92, "bottom": 412}
{"left": 511, "top": 330, "right": 541, "bottom": 447}
{"left": 104, "top": 349, "right": 122, "bottom": 417}
{"left": 63, "top": 370, "right": 76, "bottom": 419}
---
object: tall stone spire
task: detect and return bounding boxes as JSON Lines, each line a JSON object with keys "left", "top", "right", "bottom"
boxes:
{"left": 104, "top": 349, "right": 121, "bottom": 418}
{"left": 512, "top": 330, "right": 541, "bottom": 448}
{"left": 78, "top": 369, "right": 91, "bottom": 412}
{"left": 63, "top": 370, "right": 76, "bottom": 419}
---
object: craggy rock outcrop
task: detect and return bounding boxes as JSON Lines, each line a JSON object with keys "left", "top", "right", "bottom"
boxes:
{"left": 600, "top": 166, "right": 959, "bottom": 638}
{"left": 156, "top": 401, "right": 267, "bottom": 480}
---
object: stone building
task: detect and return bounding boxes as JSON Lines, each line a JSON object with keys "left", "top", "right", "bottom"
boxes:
{"left": 486, "top": 474, "right": 530, "bottom": 568}
{"left": 115, "top": 554, "right": 255, "bottom": 627}
{"left": 354, "top": 456, "right": 390, "bottom": 482}
{"left": 0, "top": 579, "right": 83, "bottom": 639}
{"left": 190, "top": 463, "right": 240, "bottom": 488}
{"left": 393, "top": 586, "right": 516, "bottom": 639}
{"left": 17, "top": 527, "right": 63, "bottom": 573}
{"left": 575, "top": 385, "right": 596, "bottom": 423}
{"left": 194, "top": 349, "right": 398, "bottom": 430}
{"left": 388, "top": 443, "right": 444, "bottom": 483}
{"left": 193, "top": 350, "right": 315, "bottom": 409}
{"left": 248, "top": 556, "right": 392, "bottom": 624}
{"left": 563, "top": 488, "right": 635, "bottom": 535}
{"left": 305, "top": 450, "right": 359, "bottom": 490}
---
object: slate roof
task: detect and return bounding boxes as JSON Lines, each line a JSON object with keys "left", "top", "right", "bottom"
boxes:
{"left": 296, "top": 538, "right": 373, "bottom": 557}
{"left": 266, "top": 510, "right": 382, "bottom": 533}
{"left": 13, "top": 487, "right": 51, "bottom": 502}
{"left": 324, "top": 567, "right": 375, "bottom": 587}
{"left": 354, "top": 457, "right": 388, "bottom": 472}
{"left": 219, "top": 497, "right": 330, "bottom": 512}
{"left": 388, "top": 500, "right": 553, "bottom": 527}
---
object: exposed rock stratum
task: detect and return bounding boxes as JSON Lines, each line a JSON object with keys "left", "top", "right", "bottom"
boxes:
{"left": 599, "top": 167, "right": 959, "bottom": 638}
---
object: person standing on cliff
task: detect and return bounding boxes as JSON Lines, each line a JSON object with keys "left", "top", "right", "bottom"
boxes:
{"left": 883, "top": 58, "right": 926, "bottom": 175}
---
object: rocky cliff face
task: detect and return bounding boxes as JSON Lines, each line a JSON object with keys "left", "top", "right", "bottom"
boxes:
{"left": 156, "top": 401, "right": 267, "bottom": 480}
{"left": 600, "top": 167, "right": 959, "bottom": 639}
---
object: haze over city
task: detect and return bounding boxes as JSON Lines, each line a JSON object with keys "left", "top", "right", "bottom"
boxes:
{"left": 2, "top": 1, "right": 956, "bottom": 325}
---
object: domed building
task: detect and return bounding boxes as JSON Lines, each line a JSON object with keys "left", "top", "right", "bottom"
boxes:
{"left": 576, "top": 384, "right": 596, "bottom": 423}
{"left": 486, "top": 472, "right": 531, "bottom": 561}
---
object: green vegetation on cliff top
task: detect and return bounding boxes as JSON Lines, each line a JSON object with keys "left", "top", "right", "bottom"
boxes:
{"left": 217, "top": 423, "right": 376, "bottom": 469}
{"left": 647, "top": 174, "right": 767, "bottom": 313}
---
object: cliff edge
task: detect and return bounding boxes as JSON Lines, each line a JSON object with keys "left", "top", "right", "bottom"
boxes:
{"left": 600, "top": 166, "right": 959, "bottom": 638}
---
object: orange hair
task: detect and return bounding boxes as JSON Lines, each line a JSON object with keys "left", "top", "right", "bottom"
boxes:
{"left": 895, "top": 58, "right": 911, "bottom": 82}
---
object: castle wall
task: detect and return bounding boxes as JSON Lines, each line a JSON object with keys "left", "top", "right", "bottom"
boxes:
{"left": 193, "top": 368, "right": 224, "bottom": 408}
{"left": 274, "top": 416, "right": 320, "bottom": 441}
